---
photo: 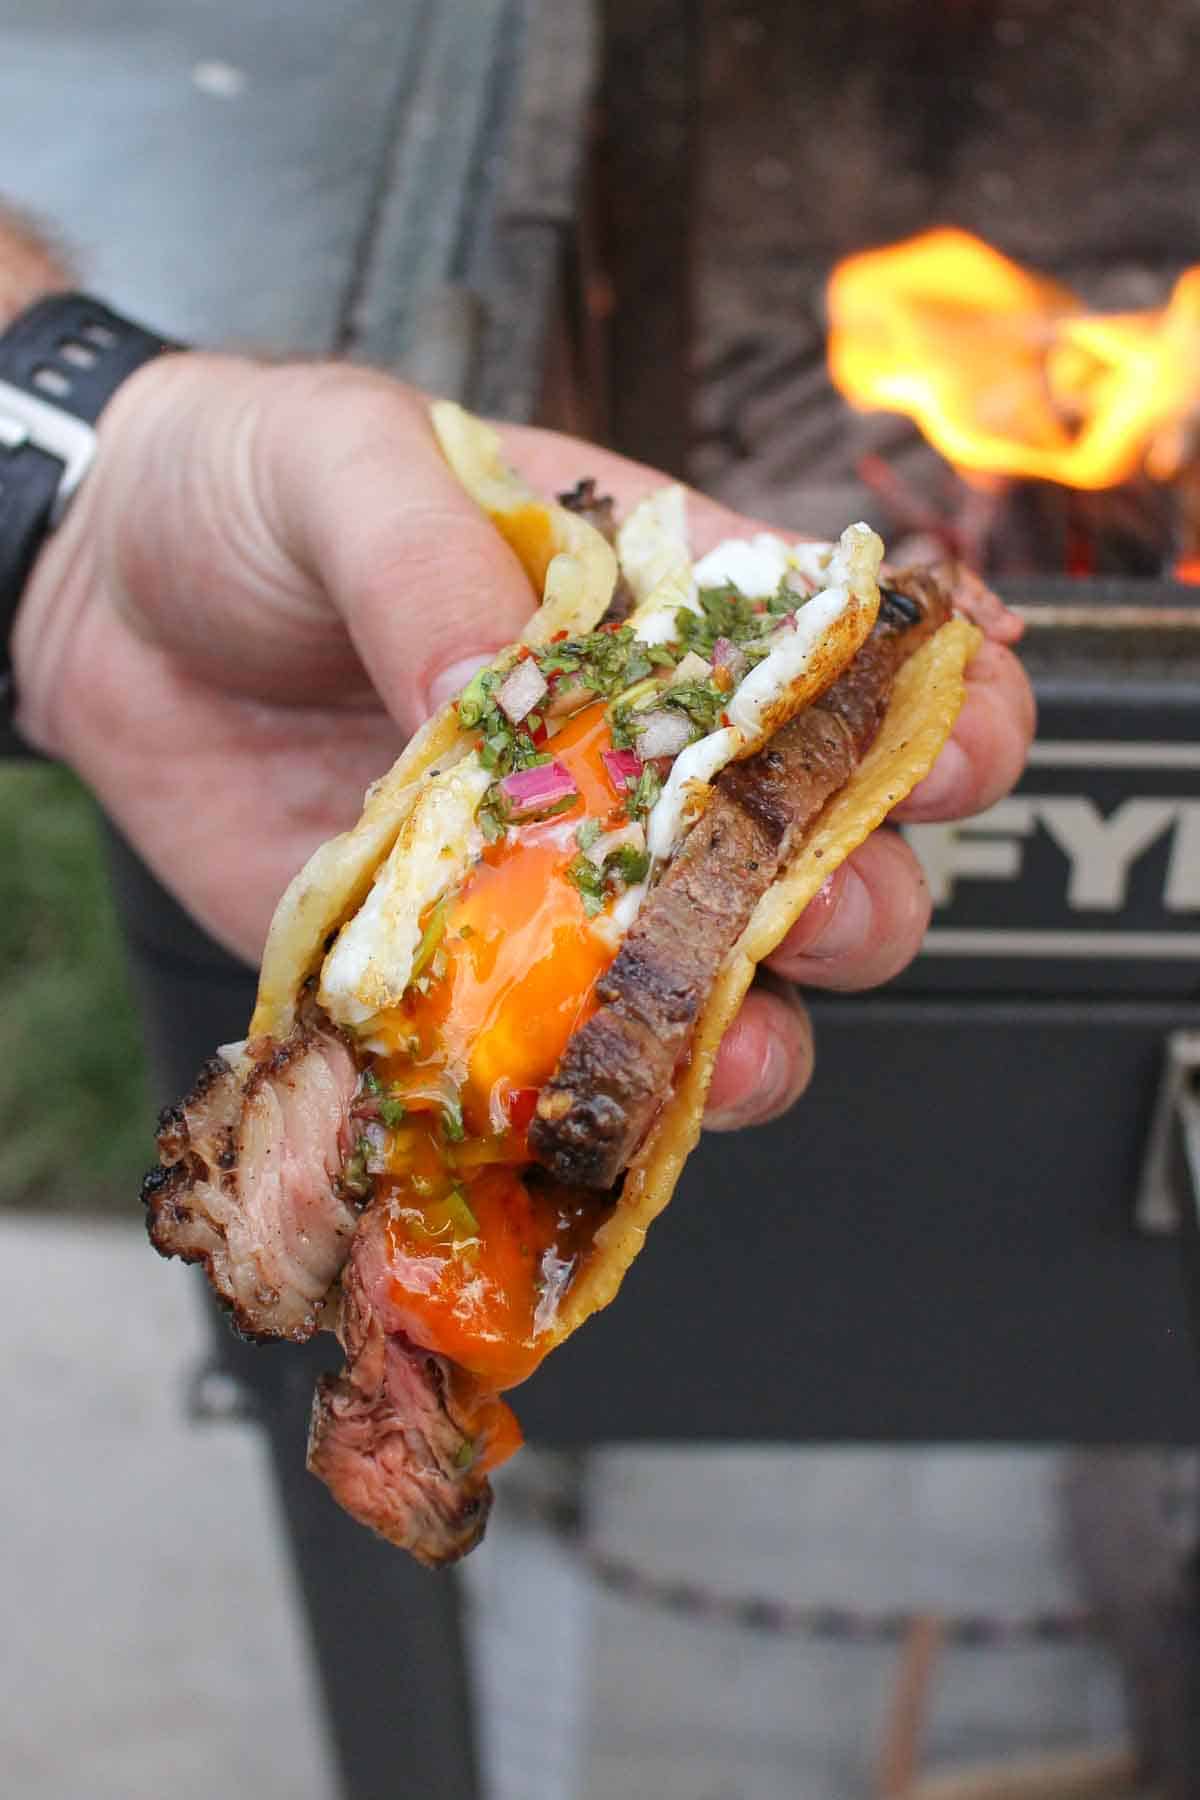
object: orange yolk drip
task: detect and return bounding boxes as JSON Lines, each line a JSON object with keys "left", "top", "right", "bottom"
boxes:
{"left": 490, "top": 503, "right": 556, "bottom": 594}
{"left": 371, "top": 701, "right": 629, "bottom": 1391}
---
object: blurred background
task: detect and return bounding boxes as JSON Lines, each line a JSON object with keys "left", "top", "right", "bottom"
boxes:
{"left": 4, "top": 3, "right": 1200, "bottom": 1798}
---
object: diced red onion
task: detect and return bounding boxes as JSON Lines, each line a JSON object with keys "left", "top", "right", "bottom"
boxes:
{"left": 712, "top": 637, "right": 747, "bottom": 681}
{"left": 497, "top": 657, "right": 549, "bottom": 724}
{"left": 670, "top": 650, "right": 712, "bottom": 685}
{"left": 601, "top": 747, "right": 643, "bottom": 791}
{"left": 633, "top": 709, "right": 692, "bottom": 761}
{"left": 545, "top": 673, "right": 591, "bottom": 718}
{"left": 363, "top": 1121, "right": 389, "bottom": 1171}
{"left": 498, "top": 758, "right": 577, "bottom": 819}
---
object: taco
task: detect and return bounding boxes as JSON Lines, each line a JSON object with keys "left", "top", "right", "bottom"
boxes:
{"left": 144, "top": 404, "right": 979, "bottom": 1566}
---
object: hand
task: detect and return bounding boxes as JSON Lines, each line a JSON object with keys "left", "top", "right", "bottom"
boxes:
{"left": 13, "top": 353, "right": 1034, "bottom": 1126}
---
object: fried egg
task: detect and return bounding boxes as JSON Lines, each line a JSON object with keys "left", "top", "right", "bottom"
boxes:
{"left": 319, "top": 754, "right": 493, "bottom": 1028}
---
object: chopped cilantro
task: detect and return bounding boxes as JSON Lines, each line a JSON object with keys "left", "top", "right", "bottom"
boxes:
{"left": 568, "top": 840, "right": 650, "bottom": 910}
{"left": 767, "top": 575, "right": 802, "bottom": 614}
{"left": 604, "top": 843, "right": 650, "bottom": 888}
{"left": 478, "top": 798, "right": 507, "bottom": 843}
{"left": 410, "top": 897, "right": 449, "bottom": 986}
{"left": 538, "top": 793, "right": 581, "bottom": 819}
{"left": 536, "top": 625, "right": 678, "bottom": 707}
{"left": 626, "top": 762, "right": 662, "bottom": 822}
{"left": 575, "top": 818, "right": 601, "bottom": 852}
{"left": 677, "top": 584, "right": 782, "bottom": 658}
{"left": 457, "top": 667, "right": 500, "bottom": 728}
{"left": 441, "top": 1093, "right": 466, "bottom": 1142}
{"left": 461, "top": 663, "right": 552, "bottom": 776}
{"left": 481, "top": 729, "right": 513, "bottom": 771}
{"left": 379, "top": 1096, "right": 407, "bottom": 1129}
{"left": 611, "top": 675, "right": 660, "bottom": 714}
{"left": 362, "top": 1069, "right": 383, "bottom": 1096}
{"left": 566, "top": 853, "right": 607, "bottom": 916}
{"left": 663, "top": 679, "right": 725, "bottom": 736}
{"left": 445, "top": 1183, "right": 479, "bottom": 1236}
{"left": 342, "top": 1132, "right": 374, "bottom": 1200}
{"left": 453, "top": 1438, "right": 477, "bottom": 1472}
{"left": 608, "top": 704, "right": 637, "bottom": 751}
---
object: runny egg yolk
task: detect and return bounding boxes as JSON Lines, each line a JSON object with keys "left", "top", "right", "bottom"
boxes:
{"left": 490, "top": 503, "right": 557, "bottom": 594}
{"left": 369, "top": 699, "right": 629, "bottom": 1391}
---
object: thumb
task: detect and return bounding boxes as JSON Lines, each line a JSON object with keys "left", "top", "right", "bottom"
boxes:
{"left": 266, "top": 369, "right": 540, "bottom": 735}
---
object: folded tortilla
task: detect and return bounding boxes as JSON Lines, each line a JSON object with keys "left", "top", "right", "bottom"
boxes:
{"left": 250, "top": 404, "right": 979, "bottom": 1352}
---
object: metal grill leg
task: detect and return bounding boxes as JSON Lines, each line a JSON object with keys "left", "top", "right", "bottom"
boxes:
{"left": 241, "top": 1337, "right": 482, "bottom": 1800}
{"left": 107, "top": 826, "right": 482, "bottom": 1800}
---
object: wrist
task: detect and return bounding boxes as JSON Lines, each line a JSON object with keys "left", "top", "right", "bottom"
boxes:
{"left": 8, "top": 348, "right": 200, "bottom": 756}
{"left": 0, "top": 203, "right": 71, "bottom": 329}
{"left": 2, "top": 300, "right": 192, "bottom": 750}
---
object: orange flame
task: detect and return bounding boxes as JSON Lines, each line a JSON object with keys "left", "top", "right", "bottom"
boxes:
{"left": 827, "top": 228, "right": 1200, "bottom": 492}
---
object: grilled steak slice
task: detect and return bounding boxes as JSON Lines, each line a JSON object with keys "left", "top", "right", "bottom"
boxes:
{"left": 559, "top": 477, "right": 636, "bottom": 623}
{"left": 144, "top": 1005, "right": 362, "bottom": 1342}
{"left": 308, "top": 1205, "right": 512, "bottom": 1565}
{"left": 558, "top": 477, "right": 617, "bottom": 541}
{"left": 529, "top": 575, "right": 952, "bottom": 1188}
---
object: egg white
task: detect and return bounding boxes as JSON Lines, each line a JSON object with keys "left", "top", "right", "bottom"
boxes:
{"left": 642, "top": 520, "right": 883, "bottom": 863}
{"left": 319, "top": 754, "right": 493, "bottom": 1028}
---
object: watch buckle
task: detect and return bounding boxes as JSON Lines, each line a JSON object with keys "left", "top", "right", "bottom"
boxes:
{"left": 0, "top": 378, "right": 97, "bottom": 522}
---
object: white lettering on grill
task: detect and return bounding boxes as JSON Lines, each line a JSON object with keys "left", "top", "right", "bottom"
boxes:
{"left": 1035, "top": 798, "right": 1181, "bottom": 909}
{"left": 903, "top": 793, "right": 1200, "bottom": 914}
{"left": 903, "top": 800, "right": 1035, "bottom": 907}
{"left": 1167, "top": 804, "right": 1200, "bottom": 912}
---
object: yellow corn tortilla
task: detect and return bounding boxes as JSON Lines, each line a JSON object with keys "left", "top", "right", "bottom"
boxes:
{"left": 247, "top": 403, "right": 980, "bottom": 1358}
{"left": 551, "top": 614, "right": 979, "bottom": 1340}
{"left": 250, "top": 405, "right": 617, "bottom": 1038}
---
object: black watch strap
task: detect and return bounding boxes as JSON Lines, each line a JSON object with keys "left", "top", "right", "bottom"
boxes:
{"left": 0, "top": 292, "right": 179, "bottom": 723}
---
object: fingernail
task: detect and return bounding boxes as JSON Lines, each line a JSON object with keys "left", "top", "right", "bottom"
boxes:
{"left": 426, "top": 654, "right": 497, "bottom": 717}
{"left": 805, "top": 865, "right": 872, "bottom": 962}
{"left": 900, "top": 737, "right": 969, "bottom": 816}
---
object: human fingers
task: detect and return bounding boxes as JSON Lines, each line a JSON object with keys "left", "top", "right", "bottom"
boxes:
{"left": 703, "top": 979, "right": 816, "bottom": 1130}
{"left": 890, "top": 637, "right": 1036, "bottom": 823}
{"left": 933, "top": 560, "right": 1025, "bottom": 646}
{"left": 16, "top": 356, "right": 545, "bottom": 733}
{"left": 247, "top": 367, "right": 553, "bottom": 735}
{"left": 764, "top": 829, "right": 933, "bottom": 993}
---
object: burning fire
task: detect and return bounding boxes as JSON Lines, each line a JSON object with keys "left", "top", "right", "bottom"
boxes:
{"left": 827, "top": 228, "right": 1200, "bottom": 492}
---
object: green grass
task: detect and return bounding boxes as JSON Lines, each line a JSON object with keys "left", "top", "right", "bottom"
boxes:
{"left": 0, "top": 761, "right": 152, "bottom": 1212}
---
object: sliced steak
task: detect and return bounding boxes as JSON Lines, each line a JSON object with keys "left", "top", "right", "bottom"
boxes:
{"left": 559, "top": 477, "right": 636, "bottom": 623}
{"left": 307, "top": 1204, "right": 514, "bottom": 1565}
{"left": 558, "top": 476, "right": 617, "bottom": 541}
{"left": 529, "top": 574, "right": 953, "bottom": 1188}
{"left": 144, "top": 1004, "right": 362, "bottom": 1342}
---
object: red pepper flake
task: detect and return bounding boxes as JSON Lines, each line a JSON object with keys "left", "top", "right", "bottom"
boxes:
{"left": 550, "top": 629, "right": 569, "bottom": 642}
{"left": 505, "top": 1086, "right": 539, "bottom": 1132}
{"left": 720, "top": 711, "right": 731, "bottom": 727}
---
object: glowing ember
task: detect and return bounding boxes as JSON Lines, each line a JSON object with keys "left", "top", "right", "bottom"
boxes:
{"left": 827, "top": 227, "right": 1200, "bottom": 492}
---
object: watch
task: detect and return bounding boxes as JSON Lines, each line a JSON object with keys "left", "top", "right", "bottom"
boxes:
{"left": 0, "top": 292, "right": 179, "bottom": 714}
